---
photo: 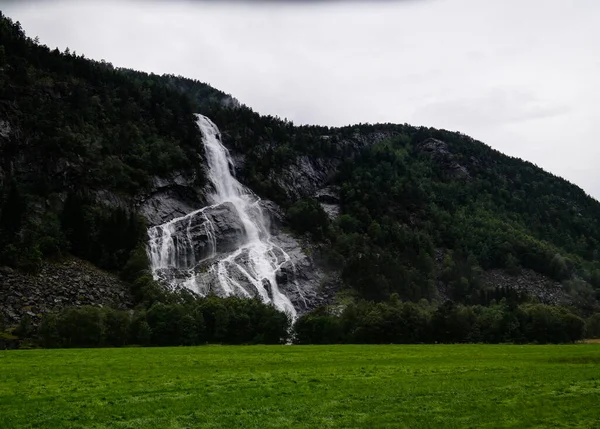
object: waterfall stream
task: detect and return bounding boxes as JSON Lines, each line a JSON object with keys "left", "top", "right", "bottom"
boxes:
{"left": 147, "top": 115, "right": 296, "bottom": 318}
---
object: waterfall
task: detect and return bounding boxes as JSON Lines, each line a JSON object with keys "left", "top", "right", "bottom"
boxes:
{"left": 147, "top": 115, "right": 296, "bottom": 319}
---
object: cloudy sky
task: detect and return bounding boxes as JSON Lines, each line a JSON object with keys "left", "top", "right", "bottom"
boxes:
{"left": 3, "top": 0, "right": 599, "bottom": 199}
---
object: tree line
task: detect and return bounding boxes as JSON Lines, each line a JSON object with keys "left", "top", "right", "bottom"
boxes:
{"left": 294, "top": 298, "right": 592, "bottom": 345}
{"left": 18, "top": 295, "right": 290, "bottom": 349}
{"left": 7, "top": 297, "right": 600, "bottom": 349}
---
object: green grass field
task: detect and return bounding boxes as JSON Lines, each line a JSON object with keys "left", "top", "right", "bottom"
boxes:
{"left": 1, "top": 345, "right": 600, "bottom": 428}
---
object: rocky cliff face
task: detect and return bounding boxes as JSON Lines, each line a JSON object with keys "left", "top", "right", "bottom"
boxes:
{"left": 222, "top": 130, "right": 398, "bottom": 221}
{"left": 143, "top": 115, "right": 337, "bottom": 317}
{"left": 267, "top": 131, "right": 398, "bottom": 202}
{"left": 139, "top": 175, "right": 208, "bottom": 227}
{"left": 0, "top": 117, "right": 338, "bottom": 324}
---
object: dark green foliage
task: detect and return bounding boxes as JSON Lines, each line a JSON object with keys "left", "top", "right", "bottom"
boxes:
{"left": 287, "top": 198, "right": 329, "bottom": 239}
{"left": 129, "top": 312, "right": 152, "bottom": 346}
{"left": 15, "top": 315, "right": 33, "bottom": 339}
{"left": 585, "top": 313, "right": 600, "bottom": 338}
{"left": 121, "top": 245, "right": 152, "bottom": 283}
{"left": 179, "top": 314, "right": 198, "bottom": 346}
{"left": 0, "top": 13, "right": 203, "bottom": 272}
{"left": 130, "top": 275, "right": 169, "bottom": 307}
{"left": 146, "top": 303, "right": 186, "bottom": 347}
{"left": 60, "top": 193, "right": 146, "bottom": 271}
{"left": 0, "top": 13, "right": 204, "bottom": 193}
{"left": 38, "top": 313, "right": 61, "bottom": 348}
{"left": 37, "top": 295, "right": 291, "bottom": 348}
{"left": 196, "top": 296, "right": 291, "bottom": 345}
{"left": 56, "top": 306, "right": 105, "bottom": 348}
{"left": 322, "top": 135, "right": 600, "bottom": 304}
{"left": 103, "top": 308, "right": 131, "bottom": 347}
{"left": 0, "top": 184, "right": 25, "bottom": 247}
{"left": 0, "top": 184, "right": 39, "bottom": 269}
{"left": 294, "top": 300, "right": 585, "bottom": 345}
{"left": 293, "top": 310, "right": 343, "bottom": 344}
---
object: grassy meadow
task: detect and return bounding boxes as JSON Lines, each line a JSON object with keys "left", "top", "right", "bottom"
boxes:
{"left": 1, "top": 344, "right": 600, "bottom": 428}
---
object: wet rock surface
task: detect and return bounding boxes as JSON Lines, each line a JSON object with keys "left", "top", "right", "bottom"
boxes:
{"left": 150, "top": 202, "right": 336, "bottom": 316}
{"left": 204, "top": 203, "right": 246, "bottom": 252}
{"left": 268, "top": 233, "right": 341, "bottom": 315}
{"left": 147, "top": 116, "right": 337, "bottom": 317}
{"left": 0, "top": 259, "right": 132, "bottom": 326}
{"left": 140, "top": 175, "right": 208, "bottom": 226}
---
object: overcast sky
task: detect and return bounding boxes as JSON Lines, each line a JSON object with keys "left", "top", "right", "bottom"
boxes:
{"left": 3, "top": 0, "right": 599, "bottom": 199}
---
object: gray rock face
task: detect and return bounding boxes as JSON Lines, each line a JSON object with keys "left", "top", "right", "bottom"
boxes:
{"left": 268, "top": 232, "right": 324, "bottom": 314}
{"left": 417, "top": 138, "right": 471, "bottom": 180}
{"left": 258, "top": 200, "right": 285, "bottom": 228}
{"left": 147, "top": 197, "right": 332, "bottom": 316}
{"left": 315, "top": 186, "right": 341, "bottom": 220}
{"left": 260, "top": 132, "right": 397, "bottom": 201}
{"left": 270, "top": 156, "right": 339, "bottom": 201}
{"left": 149, "top": 202, "right": 245, "bottom": 270}
{"left": 203, "top": 203, "right": 246, "bottom": 255}
{"left": 140, "top": 174, "right": 208, "bottom": 226}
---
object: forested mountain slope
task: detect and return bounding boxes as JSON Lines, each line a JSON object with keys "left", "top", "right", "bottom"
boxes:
{"left": 193, "top": 86, "right": 600, "bottom": 312}
{"left": 1, "top": 11, "right": 599, "bottom": 341}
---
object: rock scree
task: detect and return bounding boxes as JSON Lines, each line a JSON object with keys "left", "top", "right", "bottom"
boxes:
{"left": 0, "top": 259, "right": 132, "bottom": 326}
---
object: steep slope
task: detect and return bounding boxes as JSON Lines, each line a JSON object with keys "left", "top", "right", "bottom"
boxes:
{"left": 147, "top": 115, "right": 323, "bottom": 317}
{"left": 1, "top": 12, "right": 599, "bottom": 330}
{"left": 202, "top": 108, "right": 600, "bottom": 317}
{"left": 0, "top": 13, "right": 325, "bottom": 323}
{"left": 0, "top": 13, "right": 206, "bottom": 273}
{"left": 182, "top": 81, "right": 600, "bottom": 313}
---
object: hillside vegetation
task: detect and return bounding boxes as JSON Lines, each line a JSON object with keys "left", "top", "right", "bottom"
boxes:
{"left": 202, "top": 99, "right": 600, "bottom": 310}
{"left": 1, "top": 12, "right": 599, "bottom": 346}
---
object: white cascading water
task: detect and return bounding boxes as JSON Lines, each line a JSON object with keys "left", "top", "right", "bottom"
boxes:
{"left": 147, "top": 115, "right": 296, "bottom": 319}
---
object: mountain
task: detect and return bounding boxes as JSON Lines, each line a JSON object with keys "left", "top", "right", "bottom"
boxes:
{"left": 1, "top": 12, "right": 599, "bottom": 344}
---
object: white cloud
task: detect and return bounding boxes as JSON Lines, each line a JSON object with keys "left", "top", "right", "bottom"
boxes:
{"left": 4, "top": 0, "right": 600, "bottom": 199}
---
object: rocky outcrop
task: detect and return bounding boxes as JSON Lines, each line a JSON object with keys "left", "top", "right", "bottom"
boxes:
{"left": 269, "top": 156, "right": 339, "bottom": 201}
{"left": 480, "top": 269, "right": 571, "bottom": 305}
{"left": 157, "top": 202, "right": 245, "bottom": 264}
{"left": 268, "top": 232, "right": 328, "bottom": 314}
{"left": 0, "top": 259, "right": 133, "bottom": 327}
{"left": 417, "top": 138, "right": 470, "bottom": 180}
{"left": 0, "top": 120, "right": 10, "bottom": 139}
{"left": 259, "top": 132, "right": 397, "bottom": 202}
{"left": 139, "top": 174, "right": 207, "bottom": 226}
{"left": 147, "top": 194, "right": 335, "bottom": 316}
{"left": 314, "top": 186, "right": 341, "bottom": 220}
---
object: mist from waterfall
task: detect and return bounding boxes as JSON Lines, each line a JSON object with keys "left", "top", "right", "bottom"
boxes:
{"left": 147, "top": 115, "right": 296, "bottom": 318}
